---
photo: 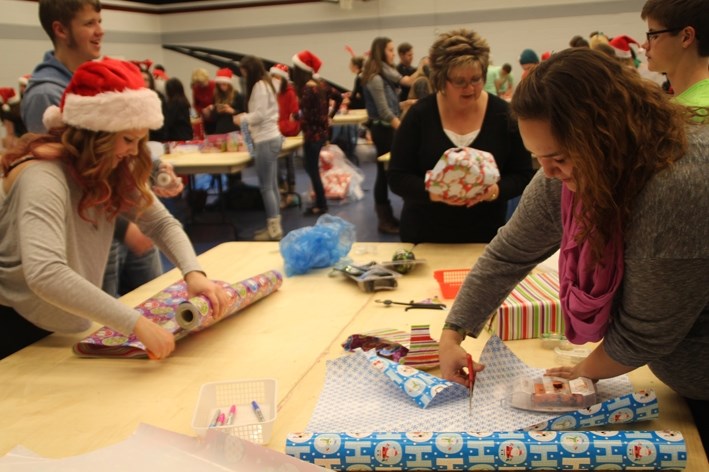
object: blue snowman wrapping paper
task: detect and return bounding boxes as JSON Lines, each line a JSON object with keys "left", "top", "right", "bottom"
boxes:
{"left": 289, "top": 336, "right": 675, "bottom": 469}
{"left": 285, "top": 430, "right": 686, "bottom": 470}
{"left": 307, "top": 336, "right": 637, "bottom": 432}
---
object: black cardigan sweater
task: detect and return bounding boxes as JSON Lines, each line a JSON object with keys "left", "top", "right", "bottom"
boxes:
{"left": 389, "top": 93, "right": 534, "bottom": 243}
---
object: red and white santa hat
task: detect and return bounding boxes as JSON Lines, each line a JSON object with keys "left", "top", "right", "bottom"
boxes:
{"left": 269, "top": 63, "right": 290, "bottom": 80}
{"left": 153, "top": 68, "right": 168, "bottom": 81}
{"left": 0, "top": 87, "right": 19, "bottom": 112}
{"left": 42, "top": 58, "right": 163, "bottom": 132}
{"left": 18, "top": 74, "right": 31, "bottom": 87}
{"left": 214, "top": 67, "right": 234, "bottom": 85}
{"left": 609, "top": 35, "right": 639, "bottom": 59}
{"left": 292, "top": 50, "right": 322, "bottom": 74}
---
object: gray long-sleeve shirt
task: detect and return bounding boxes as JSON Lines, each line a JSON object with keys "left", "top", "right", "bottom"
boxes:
{"left": 446, "top": 126, "right": 709, "bottom": 400}
{"left": 0, "top": 159, "right": 203, "bottom": 337}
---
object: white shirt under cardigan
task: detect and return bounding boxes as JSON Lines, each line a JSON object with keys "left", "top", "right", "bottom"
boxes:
{"left": 241, "top": 80, "right": 281, "bottom": 143}
{"left": 0, "top": 159, "right": 203, "bottom": 337}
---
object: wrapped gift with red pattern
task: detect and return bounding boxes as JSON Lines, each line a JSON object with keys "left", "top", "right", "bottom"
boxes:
{"left": 425, "top": 147, "right": 500, "bottom": 200}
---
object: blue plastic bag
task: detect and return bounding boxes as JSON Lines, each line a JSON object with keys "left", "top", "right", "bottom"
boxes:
{"left": 279, "top": 215, "right": 356, "bottom": 276}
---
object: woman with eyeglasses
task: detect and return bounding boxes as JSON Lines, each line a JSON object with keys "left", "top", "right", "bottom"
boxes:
{"left": 388, "top": 29, "right": 534, "bottom": 243}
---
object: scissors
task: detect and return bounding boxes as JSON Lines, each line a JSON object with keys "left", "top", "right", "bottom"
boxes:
{"left": 375, "top": 299, "right": 447, "bottom": 311}
{"left": 466, "top": 353, "right": 475, "bottom": 414}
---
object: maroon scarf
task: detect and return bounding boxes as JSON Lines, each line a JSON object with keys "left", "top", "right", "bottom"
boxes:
{"left": 559, "top": 185, "right": 624, "bottom": 344}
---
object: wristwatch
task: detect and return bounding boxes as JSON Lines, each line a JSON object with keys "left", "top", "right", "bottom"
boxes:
{"left": 443, "top": 322, "right": 468, "bottom": 338}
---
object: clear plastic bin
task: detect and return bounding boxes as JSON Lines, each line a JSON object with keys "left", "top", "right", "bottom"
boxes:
{"left": 192, "top": 378, "right": 277, "bottom": 445}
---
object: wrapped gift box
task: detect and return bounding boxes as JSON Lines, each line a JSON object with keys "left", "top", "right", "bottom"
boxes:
{"left": 487, "top": 272, "right": 565, "bottom": 340}
{"left": 424, "top": 147, "right": 500, "bottom": 200}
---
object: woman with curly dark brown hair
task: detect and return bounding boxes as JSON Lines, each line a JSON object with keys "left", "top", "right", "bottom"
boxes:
{"left": 0, "top": 59, "right": 230, "bottom": 360}
{"left": 439, "top": 47, "right": 708, "bottom": 447}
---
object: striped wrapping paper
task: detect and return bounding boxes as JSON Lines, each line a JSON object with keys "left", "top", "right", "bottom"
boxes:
{"left": 342, "top": 325, "right": 440, "bottom": 370}
{"left": 487, "top": 272, "right": 565, "bottom": 341}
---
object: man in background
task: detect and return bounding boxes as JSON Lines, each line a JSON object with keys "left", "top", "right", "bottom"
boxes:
{"left": 641, "top": 0, "right": 708, "bottom": 109}
{"left": 22, "top": 0, "right": 177, "bottom": 297}
{"left": 22, "top": 0, "right": 103, "bottom": 133}
{"left": 396, "top": 42, "right": 416, "bottom": 101}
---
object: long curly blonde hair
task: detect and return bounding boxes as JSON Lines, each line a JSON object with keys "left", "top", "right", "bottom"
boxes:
{"left": 511, "top": 48, "right": 687, "bottom": 261}
{"left": 2, "top": 127, "right": 153, "bottom": 223}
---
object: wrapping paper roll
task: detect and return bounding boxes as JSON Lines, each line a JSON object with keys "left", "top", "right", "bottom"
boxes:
{"left": 176, "top": 271, "right": 283, "bottom": 331}
{"left": 286, "top": 430, "right": 686, "bottom": 470}
{"left": 73, "top": 270, "right": 283, "bottom": 358}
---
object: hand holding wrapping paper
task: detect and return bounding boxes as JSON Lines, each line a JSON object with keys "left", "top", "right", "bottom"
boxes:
{"left": 73, "top": 270, "right": 283, "bottom": 358}
{"left": 424, "top": 147, "right": 500, "bottom": 201}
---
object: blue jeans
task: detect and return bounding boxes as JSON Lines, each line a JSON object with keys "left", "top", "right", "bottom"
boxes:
{"left": 254, "top": 136, "right": 283, "bottom": 219}
{"left": 102, "top": 239, "right": 163, "bottom": 297}
{"left": 303, "top": 139, "right": 327, "bottom": 209}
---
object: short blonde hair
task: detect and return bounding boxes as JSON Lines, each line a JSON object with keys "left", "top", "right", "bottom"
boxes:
{"left": 428, "top": 29, "right": 490, "bottom": 92}
{"left": 191, "top": 68, "right": 210, "bottom": 86}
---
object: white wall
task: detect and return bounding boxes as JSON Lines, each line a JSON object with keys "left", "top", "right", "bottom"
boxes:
{"left": 1, "top": 0, "right": 648, "bottom": 96}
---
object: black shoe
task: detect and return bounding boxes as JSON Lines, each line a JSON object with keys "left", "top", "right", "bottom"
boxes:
{"left": 303, "top": 206, "right": 328, "bottom": 216}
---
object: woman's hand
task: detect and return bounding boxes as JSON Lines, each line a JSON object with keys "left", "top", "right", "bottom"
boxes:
{"left": 185, "top": 271, "right": 231, "bottom": 320}
{"left": 233, "top": 113, "right": 245, "bottom": 127}
{"left": 545, "top": 365, "right": 579, "bottom": 379}
{"left": 439, "top": 329, "right": 485, "bottom": 386}
{"left": 134, "top": 316, "right": 175, "bottom": 360}
{"left": 152, "top": 161, "right": 184, "bottom": 198}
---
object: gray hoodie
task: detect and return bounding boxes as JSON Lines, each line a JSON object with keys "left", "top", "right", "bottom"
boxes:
{"left": 21, "top": 51, "right": 73, "bottom": 133}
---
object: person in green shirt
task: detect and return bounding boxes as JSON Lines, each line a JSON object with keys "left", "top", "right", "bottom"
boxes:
{"left": 641, "top": 0, "right": 709, "bottom": 115}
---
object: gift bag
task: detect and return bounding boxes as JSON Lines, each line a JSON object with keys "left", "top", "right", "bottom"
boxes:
{"left": 317, "top": 144, "right": 365, "bottom": 201}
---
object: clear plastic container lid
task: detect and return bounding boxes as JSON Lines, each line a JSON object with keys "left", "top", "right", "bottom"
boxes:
{"left": 508, "top": 375, "right": 597, "bottom": 412}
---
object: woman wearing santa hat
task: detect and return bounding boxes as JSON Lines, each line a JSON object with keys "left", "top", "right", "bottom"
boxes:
{"left": 1, "top": 87, "right": 24, "bottom": 151}
{"left": 204, "top": 67, "right": 245, "bottom": 134}
{"left": 269, "top": 63, "right": 300, "bottom": 208}
{"left": 0, "top": 58, "right": 229, "bottom": 360}
{"left": 291, "top": 50, "right": 340, "bottom": 216}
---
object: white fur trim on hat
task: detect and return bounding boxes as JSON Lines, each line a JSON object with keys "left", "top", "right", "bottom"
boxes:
{"left": 292, "top": 53, "right": 313, "bottom": 73}
{"left": 269, "top": 66, "right": 289, "bottom": 80}
{"left": 47, "top": 88, "right": 164, "bottom": 132}
{"left": 214, "top": 76, "right": 232, "bottom": 85}
{"left": 42, "top": 105, "right": 64, "bottom": 130}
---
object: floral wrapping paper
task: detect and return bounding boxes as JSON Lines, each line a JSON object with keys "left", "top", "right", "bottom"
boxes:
{"left": 424, "top": 147, "right": 500, "bottom": 200}
{"left": 73, "top": 270, "right": 282, "bottom": 358}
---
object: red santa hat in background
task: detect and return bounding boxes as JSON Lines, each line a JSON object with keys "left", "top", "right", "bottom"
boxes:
{"left": 214, "top": 68, "right": 234, "bottom": 85}
{"left": 42, "top": 58, "right": 163, "bottom": 132}
{"left": 0, "top": 87, "right": 19, "bottom": 112}
{"left": 269, "top": 63, "right": 290, "bottom": 80}
{"left": 18, "top": 74, "right": 31, "bottom": 87}
{"left": 130, "top": 58, "right": 154, "bottom": 72}
{"left": 153, "top": 68, "right": 168, "bottom": 81}
{"left": 292, "top": 50, "right": 322, "bottom": 74}
{"left": 609, "top": 35, "right": 639, "bottom": 59}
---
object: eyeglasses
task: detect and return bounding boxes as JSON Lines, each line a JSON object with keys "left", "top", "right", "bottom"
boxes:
{"left": 447, "top": 76, "right": 484, "bottom": 89}
{"left": 645, "top": 27, "right": 682, "bottom": 42}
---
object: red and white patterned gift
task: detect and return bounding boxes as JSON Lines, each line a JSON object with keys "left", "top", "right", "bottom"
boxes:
{"left": 424, "top": 147, "right": 500, "bottom": 200}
